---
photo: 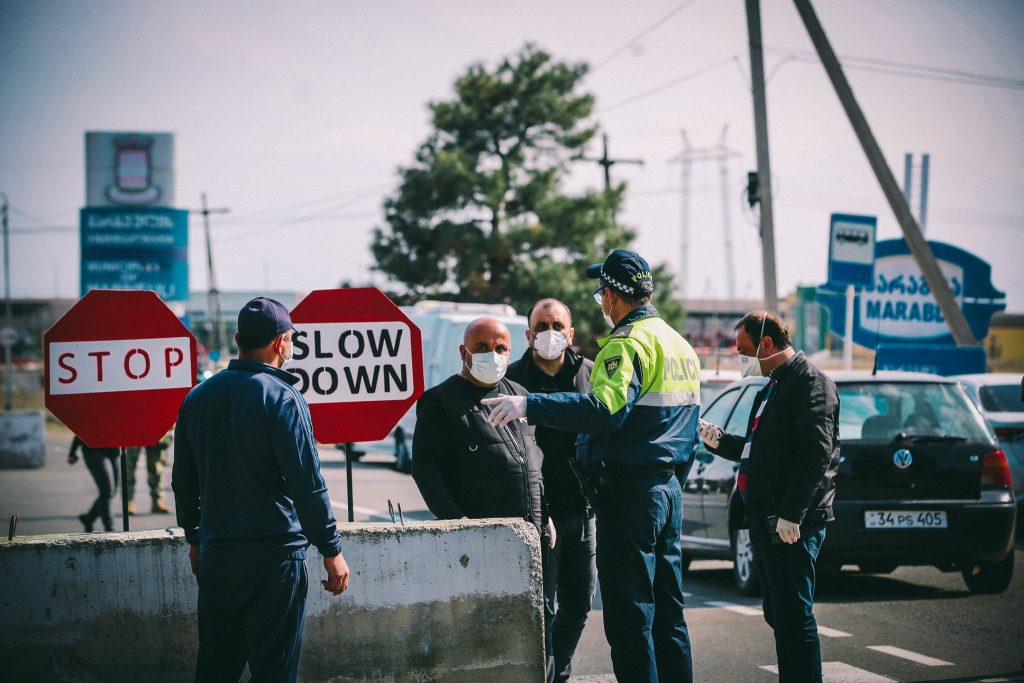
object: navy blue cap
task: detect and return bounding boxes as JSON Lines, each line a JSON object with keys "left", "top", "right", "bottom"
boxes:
{"left": 237, "top": 297, "right": 294, "bottom": 349}
{"left": 586, "top": 249, "right": 654, "bottom": 298}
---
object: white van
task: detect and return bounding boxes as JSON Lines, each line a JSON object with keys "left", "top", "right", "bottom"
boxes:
{"left": 367, "top": 301, "right": 529, "bottom": 471}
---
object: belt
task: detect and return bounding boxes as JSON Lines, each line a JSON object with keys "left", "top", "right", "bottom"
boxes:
{"left": 604, "top": 462, "right": 675, "bottom": 475}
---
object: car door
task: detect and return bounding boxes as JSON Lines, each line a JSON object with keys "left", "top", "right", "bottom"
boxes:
{"left": 683, "top": 386, "right": 744, "bottom": 543}
{"left": 701, "top": 384, "right": 760, "bottom": 543}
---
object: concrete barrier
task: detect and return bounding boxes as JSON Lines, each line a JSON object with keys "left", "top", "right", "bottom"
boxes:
{"left": 0, "top": 519, "right": 544, "bottom": 682}
{"left": 0, "top": 409, "right": 46, "bottom": 469}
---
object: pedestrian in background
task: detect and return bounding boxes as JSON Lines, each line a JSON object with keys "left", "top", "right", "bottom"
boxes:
{"left": 485, "top": 249, "right": 701, "bottom": 683}
{"left": 506, "top": 298, "right": 596, "bottom": 683}
{"left": 699, "top": 311, "right": 839, "bottom": 683}
{"left": 68, "top": 435, "right": 119, "bottom": 533}
{"left": 173, "top": 296, "right": 350, "bottom": 683}
{"left": 124, "top": 431, "right": 171, "bottom": 515}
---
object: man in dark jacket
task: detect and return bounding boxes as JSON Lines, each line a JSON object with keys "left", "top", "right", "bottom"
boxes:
{"left": 173, "top": 297, "right": 350, "bottom": 683}
{"left": 506, "top": 298, "right": 595, "bottom": 683}
{"left": 701, "top": 311, "right": 839, "bottom": 683}
{"left": 412, "top": 316, "right": 553, "bottom": 545}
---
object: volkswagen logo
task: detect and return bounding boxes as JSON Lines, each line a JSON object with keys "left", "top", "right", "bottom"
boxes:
{"left": 892, "top": 449, "right": 913, "bottom": 469}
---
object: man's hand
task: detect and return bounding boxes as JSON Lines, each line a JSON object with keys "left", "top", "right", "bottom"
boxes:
{"left": 776, "top": 517, "right": 801, "bottom": 544}
{"left": 698, "top": 419, "right": 723, "bottom": 449}
{"left": 321, "top": 553, "right": 350, "bottom": 596}
{"left": 188, "top": 544, "right": 199, "bottom": 576}
{"left": 545, "top": 518, "right": 557, "bottom": 550}
{"left": 480, "top": 395, "right": 527, "bottom": 428}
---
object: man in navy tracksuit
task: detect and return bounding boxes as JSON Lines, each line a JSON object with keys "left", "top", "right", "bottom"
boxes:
{"left": 173, "top": 297, "right": 350, "bottom": 682}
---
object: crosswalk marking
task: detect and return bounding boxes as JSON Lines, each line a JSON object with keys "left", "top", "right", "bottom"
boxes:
{"left": 706, "top": 600, "right": 762, "bottom": 616}
{"left": 868, "top": 645, "right": 953, "bottom": 666}
{"left": 817, "top": 625, "right": 853, "bottom": 638}
{"left": 760, "top": 661, "right": 896, "bottom": 682}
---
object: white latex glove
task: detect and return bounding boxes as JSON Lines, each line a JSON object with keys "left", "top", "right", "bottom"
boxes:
{"left": 776, "top": 517, "right": 801, "bottom": 544}
{"left": 545, "top": 518, "right": 557, "bottom": 550}
{"left": 480, "top": 395, "right": 527, "bottom": 428}
{"left": 699, "top": 418, "right": 723, "bottom": 449}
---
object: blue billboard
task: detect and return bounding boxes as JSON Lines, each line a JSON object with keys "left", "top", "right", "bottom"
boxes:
{"left": 80, "top": 207, "right": 189, "bottom": 301}
{"left": 817, "top": 239, "right": 1005, "bottom": 348}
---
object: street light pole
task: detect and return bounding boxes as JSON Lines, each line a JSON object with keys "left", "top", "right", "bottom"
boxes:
{"left": 1, "top": 192, "right": 12, "bottom": 411}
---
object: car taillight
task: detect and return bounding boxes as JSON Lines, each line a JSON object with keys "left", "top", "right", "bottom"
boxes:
{"left": 980, "top": 450, "right": 1012, "bottom": 488}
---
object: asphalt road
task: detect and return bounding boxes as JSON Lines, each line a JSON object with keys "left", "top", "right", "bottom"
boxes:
{"left": 3, "top": 434, "right": 1022, "bottom": 682}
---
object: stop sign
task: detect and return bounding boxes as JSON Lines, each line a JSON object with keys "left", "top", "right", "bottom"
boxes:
{"left": 45, "top": 290, "right": 197, "bottom": 447}
{"left": 288, "top": 288, "right": 424, "bottom": 443}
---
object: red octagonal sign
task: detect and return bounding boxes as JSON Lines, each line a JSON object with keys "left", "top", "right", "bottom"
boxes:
{"left": 288, "top": 288, "right": 424, "bottom": 443}
{"left": 45, "top": 290, "right": 197, "bottom": 448}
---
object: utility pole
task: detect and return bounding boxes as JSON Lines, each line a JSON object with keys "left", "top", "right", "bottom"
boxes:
{"left": 793, "top": 0, "right": 976, "bottom": 345}
{"left": 586, "top": 134, "right": 644, "bottom": 220}
{"left": 902, "top": 152, "right": 932, "bottom": 235}
{"left": 188, "top": 194, "right": 230, "bottom": 359}
{"left": 670, "top": 126, "right": 740, "bottom": 303}
{"left": 745, "top": 0, "right": 780, "bottom": 312}
{"left": 1, "top": 192, "right": 11, "bottom": 411}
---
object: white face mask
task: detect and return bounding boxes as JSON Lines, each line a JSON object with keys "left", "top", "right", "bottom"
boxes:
{"left": 737, "top": 315, "right": 785, "bottom": 378}
{"left": 279, "top": 336, "right": 293, "bottom": 366}
{"left": 467, "top": 351, "right": 508, "bottom": 385}
{"left": 594, "top": 289, "right": 615, "bottom": 328}
{"left": 533, "top": 330, "right": 568, "bottom": 360}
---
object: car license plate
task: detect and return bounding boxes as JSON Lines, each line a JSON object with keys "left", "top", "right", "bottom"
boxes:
{"left": 864, "top": 510, "right": 948, "bottom": 529}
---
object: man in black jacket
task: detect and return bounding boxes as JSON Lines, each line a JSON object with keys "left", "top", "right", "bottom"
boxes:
{"left": 506, "top": 298, "right": 594, "bottom": 683}
{"left": 700, "top": 311, "right": 839, "bottom": 683}
{"left": 412, "top": 316, "right": 553, "bottom": 544}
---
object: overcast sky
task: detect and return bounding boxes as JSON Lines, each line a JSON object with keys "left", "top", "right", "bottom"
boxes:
{"left": 2, "top": 0, "right": 1022, "bottom": 314}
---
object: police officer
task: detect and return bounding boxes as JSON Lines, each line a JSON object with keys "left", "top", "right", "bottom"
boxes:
{"left": 484, "top": 250, "right": 701, "bottom": 683}
{"left": 505, "top": 298, "right": 595, "bottom": 683}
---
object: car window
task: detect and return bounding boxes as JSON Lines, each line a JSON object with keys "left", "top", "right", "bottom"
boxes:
{"left": 701, "top": 387, "right": 741, "bottom": 428}
{"left": 725, "top": 386, "right": 759, "bottom": 435}
{"left": 979, "top": 384, "right": 1024, "bottom": 412}
{"left": 838, "top": 382, "right": 992, "bottom": 441}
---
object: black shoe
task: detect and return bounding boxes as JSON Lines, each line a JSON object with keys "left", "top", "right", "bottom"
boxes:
{"left": 78, "top": 514, "right": 94, "bottom": 533}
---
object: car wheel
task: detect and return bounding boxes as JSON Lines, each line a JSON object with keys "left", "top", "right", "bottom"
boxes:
{"left": 394, "top": 441, "right": 411, "bottom": 474}
{"left": 731, "top": 528, "right": 760, "bottom": 596}
{"left": 961, "top": 552, "right": 1014, "bottom": 594}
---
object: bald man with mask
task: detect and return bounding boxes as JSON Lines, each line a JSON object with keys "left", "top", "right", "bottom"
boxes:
{"left": 412, "top": 317, "right": 553, "bottom": 548}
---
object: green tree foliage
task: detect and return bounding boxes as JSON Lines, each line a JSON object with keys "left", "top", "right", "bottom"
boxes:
{"left": 371, "top": 44, "right": 684, "bottom": 346}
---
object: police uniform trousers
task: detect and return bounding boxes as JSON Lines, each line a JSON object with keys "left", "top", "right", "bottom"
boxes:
{"left": 195, "top": 550, "right": 308, "bottom": 683}
{"left": 596, "top": 470, "right": 693, "bottom": 683}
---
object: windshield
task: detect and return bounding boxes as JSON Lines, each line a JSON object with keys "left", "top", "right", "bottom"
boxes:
{"left": 838, "top": 382, "right": 993, "bottom": 442}
{"left": 979, "top": 384, "right": 1024, "bottom": 412}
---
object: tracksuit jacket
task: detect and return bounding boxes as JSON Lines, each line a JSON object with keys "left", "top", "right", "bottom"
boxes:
{"left": 172, "top": 359, "right": 343, "bottom": 558}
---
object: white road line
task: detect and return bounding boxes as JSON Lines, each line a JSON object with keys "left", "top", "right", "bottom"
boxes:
{"left": 330, "top": 500, "right": 382, "bottom": 517}
{"left": 707, "top": 600, "right": 762, "bottom": 616}
{"left": 867, "top": 645, "right": 954, "bottom": 667}
{"left": 977, "top": 678, "right": 1010, "bottom": 682}
{"left": 817, "top": 625, "right": 853, "bottom": 638}
{"left": 760, "top": 661, "right": 896, "bottom": 682}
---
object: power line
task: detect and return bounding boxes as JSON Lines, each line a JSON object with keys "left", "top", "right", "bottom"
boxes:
{"left": 591, "top": 0, "right": 702, "bottom": 72}
{"left": 598, "top": 55, "right": 738, "bottom": 113}
{"left": 767, "top": 47, "right": 1024, "bottom": 91}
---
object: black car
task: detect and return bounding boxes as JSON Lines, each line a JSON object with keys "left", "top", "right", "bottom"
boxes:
{"left": 681, "top": 371, "right": 1017, "bottom": 595}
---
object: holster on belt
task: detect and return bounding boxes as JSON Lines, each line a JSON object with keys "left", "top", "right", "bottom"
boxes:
{"left": 569, "top": 457, "right": 613, "bottom": 508}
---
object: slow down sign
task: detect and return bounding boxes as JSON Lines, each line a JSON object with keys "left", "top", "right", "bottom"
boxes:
{"left": 287, "top": 288, "right": 424, "bottom": 444}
